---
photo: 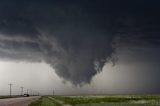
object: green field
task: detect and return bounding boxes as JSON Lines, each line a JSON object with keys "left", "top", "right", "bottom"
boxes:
{"left": 29, "top": 95, "right": 160, "bottom": 106}
{"left": 0, "top": 96, "right": 19, "bottom": 99}
{"left": 29, "top": 96, "right": 61, "bottom": 106}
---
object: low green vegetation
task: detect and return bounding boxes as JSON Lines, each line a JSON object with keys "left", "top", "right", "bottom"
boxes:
{"left": 53, "top": 95, "right": 160, "bottom": 105}
{"left": 29, "top": 95, "right": 160, "bottom": 106}
{"left": 0, "top": 96, "right": 19, "bottom": 99}
{"left": 29, "top": 96, "right": 62, "bottom": 106}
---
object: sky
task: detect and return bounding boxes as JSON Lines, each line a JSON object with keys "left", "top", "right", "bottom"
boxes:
{"left": 0, "top": 0, "right": 160, "bottom": 95}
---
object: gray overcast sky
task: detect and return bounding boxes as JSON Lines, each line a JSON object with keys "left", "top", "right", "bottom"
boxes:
{"left": 0, "top": 0, "right": 160, "bottom": 95}
{"left": 0, "top": 46, "right": 160, "bottom": 95}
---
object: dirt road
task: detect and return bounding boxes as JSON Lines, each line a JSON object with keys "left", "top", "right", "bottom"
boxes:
{"left": 0, "top": 96, "right": 40, "bottom": 106}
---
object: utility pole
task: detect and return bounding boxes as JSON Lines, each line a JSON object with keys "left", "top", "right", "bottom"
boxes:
{"left": 53, "top": 89, "right": 54, "bottom": 96}
{"left": 20, "top": 87, "right": 24, "bottom": 96}
{"left": 27, "top": 89, "right": 29, "bottom": 94}
{"left": 30, "top": 89, "right": 32, "bottom": 96}
{"left": 8, "top": 83, "right": 13, "bottom": 96}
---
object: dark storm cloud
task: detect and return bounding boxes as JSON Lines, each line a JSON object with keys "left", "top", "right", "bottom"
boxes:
{"left": 0, "top": 0, "right": 160, "bottom": 85}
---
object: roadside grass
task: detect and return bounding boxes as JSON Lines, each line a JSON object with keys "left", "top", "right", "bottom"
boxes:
{"left": 48, "top": 97, "right": 62, "bottom": 106}
{"left": 0, "top": 96, "right": 19, "bottom": 99}
{"left": 53, "top": 95, "right": 160, "bottom": 105}
{"left": 29, "top": 96, "right": 62, "bottom": 106}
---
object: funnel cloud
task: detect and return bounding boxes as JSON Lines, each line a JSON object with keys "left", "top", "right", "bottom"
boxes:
{"left": 0, "top": 0, "right": 160, "bottom": 85}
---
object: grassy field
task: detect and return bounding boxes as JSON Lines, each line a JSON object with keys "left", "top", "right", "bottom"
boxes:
{"left": 29, "top": 96, "right": 62, "bottom": 106}
{"left": 29, "top": 95, "right": 160, "bottom": 106}
{"left": 0, "top": 96, "right": 19, "bottom": 99}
